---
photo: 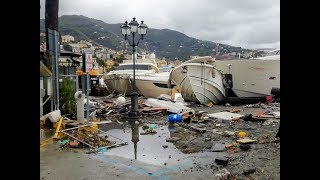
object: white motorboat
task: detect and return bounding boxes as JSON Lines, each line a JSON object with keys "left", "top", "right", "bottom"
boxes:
{"left": 134, "top": 71, "right": 175, "bottom": 98}
{"left": 169, "top": 56, "right": 227, "bottom": 105}
{"left": 104, "top": 58, "right": 159, "bottom": 95}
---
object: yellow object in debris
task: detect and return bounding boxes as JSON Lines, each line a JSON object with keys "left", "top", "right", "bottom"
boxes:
{"left": 40, "top": 137, "right": 53, "bottom": 148}
{"left": 53, "top": 117, "right": 65, "bottom": 139}
{"left": 237, "top": 131, "right": 247, "bottom": 138}
{"left": 78, "top": 119, "right": 99, "bottom": 137}
{"left": 207, "top": 102, "right": 213, "bottom": 107}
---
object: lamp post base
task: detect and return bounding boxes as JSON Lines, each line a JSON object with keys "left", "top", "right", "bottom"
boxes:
{"left": 130, "top": 91, "right": 139, "bottom": 118}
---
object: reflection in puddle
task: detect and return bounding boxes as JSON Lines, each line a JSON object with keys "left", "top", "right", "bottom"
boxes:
{"left": 98, "top": 119, "right": 223, "bottom": 167}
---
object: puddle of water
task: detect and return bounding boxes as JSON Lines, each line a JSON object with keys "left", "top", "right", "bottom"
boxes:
{"left": 98, "top": 121, "right": 224, "bottom": 167}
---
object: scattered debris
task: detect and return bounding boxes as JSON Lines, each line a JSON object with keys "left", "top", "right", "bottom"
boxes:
{"left": 243, "top": 168, "right": 256, "bottom": 176}
{"left": 263, "top": 119, "right": 279, "bottom": 126}
{"left": 157, "top": 94, "right": 172, "bottom": 101}
{"left": 272, "top": 112, "right": 280, "bottom": 119}
{"left": 166, "top": 137, "right": 181, "bottom": 142}
{"left": 237, "top": 131, "right": 247, "bottom": 138}
{"left": 207, "top": 112, "right": 244, "bottom": 121}
{"left": 224, "top": 130, "right": 236, "bottom": 137}
{"left": 97, "top": 147, "right": 107, "bottom": 153}
{"left": 211, "top": 129, "right": 223, "bottom": 135}
{"left": 211, "top": 143, "right": 226, "bottom": 152}
{"left": 215, "top": 156, "right": 229, "bottom": 166}
{"left": 114, "top": 96, "right": 126, "bottom": 105}
{"left": 144, "top": 98, "right": 195, "bottom": 114}
{"left": 140, "top": 128, "right": 157, "bottom": 135}
{"left": 230, "top": 108, "right": 241, "bottom": 113}
{"left": 225, "top": 143, "right": 237, "bottom": 149}
{"left": 69, "top": 140, "right": 80, "bottom": 147}
{"left": 214, "top": 168, "right": 231, "bottom": 179}
{"left": 189, "top": 126, "right": 206, "bottom": 133}
{"left": 215, "top": 124, "right": 221, "bottom": 127}
{"left": 239, "top": 144, "right": 251, "bottom": 151}
{"left": 237, "top": 138, "right": 257, "bottom": 144}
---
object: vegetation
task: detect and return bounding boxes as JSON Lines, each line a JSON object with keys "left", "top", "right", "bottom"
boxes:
{"left": 59, "top": 78, "right": 75, "bottom": 115}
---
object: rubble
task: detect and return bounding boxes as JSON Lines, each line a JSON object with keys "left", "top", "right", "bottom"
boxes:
{"left": 211, "top": 143, "right": 226, "bottom": 152}
{"left": 243, "top": 168, "right": 256, "bottom": 176}
{"left": 207, "top": 112, "right": 244, "bottom": 121}
{"left": 237, "top": 138, "right": 257, "bottom": 144}
{"left": 239, "top": 144, "right": 251, "bottom": 151}
{"left": 144, "top": 98, "right": 195, "bottom": 114}
{"left": 213, "top": 168, "right": 231, "bottom": 179}
{"left": 215, "top": 156, "right": 229, "bottom": 166}
{"left": 41, "top": 93, "right": 280, "bottom": 179}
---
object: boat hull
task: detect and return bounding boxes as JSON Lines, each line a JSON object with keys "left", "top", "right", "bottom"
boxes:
{"left": 135, "top": 79, "right": 172, "bottom": 98}
{"left": 170, "top": 63, "right": 226, "bottom": 105}
{"left": 214, "top": 59, "right": 280, "bottom": 97}
{"left": 104, "top": 74, "right": 133, "bottom": 95}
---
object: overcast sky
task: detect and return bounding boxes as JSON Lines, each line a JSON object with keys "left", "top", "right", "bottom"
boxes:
{"left": 40, "top": 0, "right": 280, "bottom": 49}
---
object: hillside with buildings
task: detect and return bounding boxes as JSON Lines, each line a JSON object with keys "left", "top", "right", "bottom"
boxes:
{"left": 40, "top": 15, "right": 259, "bottom": 60}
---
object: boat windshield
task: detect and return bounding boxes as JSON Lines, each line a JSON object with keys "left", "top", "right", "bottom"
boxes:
{"left": 117, "top": 64, "right": 153, "bottom": 70}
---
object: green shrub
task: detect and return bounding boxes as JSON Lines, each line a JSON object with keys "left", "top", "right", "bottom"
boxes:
{"left": 59, "top": 78, "right": 75, "bottom": 115}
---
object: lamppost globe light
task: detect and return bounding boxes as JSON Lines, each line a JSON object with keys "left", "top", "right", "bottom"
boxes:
{"left": 129, "top": 17, "right": 139, "bottom": 33}
{"left": 121, "top": 21, "right": 131, "bottom": 40}
{"left": 138, "top": 20, "right": 148, "bottom": 36}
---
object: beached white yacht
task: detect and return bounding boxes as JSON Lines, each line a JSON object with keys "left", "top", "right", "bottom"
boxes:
{"left": 104, "top": 53, "right": 159, "bottom": 95}
{"left": 134, "top": 71, "right": 175, "bottom": 98}
{"left": 169, "top": 56, "right": 227, "bottom": 105}
{"left": 213, "top": 49, "right": 280, "bottom": 97}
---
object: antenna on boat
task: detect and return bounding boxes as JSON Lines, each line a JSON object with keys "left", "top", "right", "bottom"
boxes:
{"left": 226, "top": 64, "right": 232, "bottom": 74}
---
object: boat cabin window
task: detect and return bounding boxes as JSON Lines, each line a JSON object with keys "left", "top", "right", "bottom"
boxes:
{"left": 117, "top": 64, "right": 152, "bottom": 70}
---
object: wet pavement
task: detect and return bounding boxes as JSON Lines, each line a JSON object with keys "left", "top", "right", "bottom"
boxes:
{"left": 40, "top": 99, "right": 280, "bottom": 179}
{"left": 41, "top": 121, "right": 225, "bottom": 180}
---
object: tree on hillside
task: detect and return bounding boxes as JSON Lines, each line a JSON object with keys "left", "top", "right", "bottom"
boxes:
{"left": 114, "top": 54, "right": 126, "bottom": 64}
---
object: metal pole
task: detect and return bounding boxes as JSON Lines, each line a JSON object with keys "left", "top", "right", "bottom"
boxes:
{"left": 54, "top": 30, "right": 59, "bottom": 110}
{"left": 86, "top": 73, "right": 90, "bottom": 120}
{"left": 131, "top": 32, "right": 138, "bottom": 114}
{"left": 75, "top": 75, "right": 79, "bottom": 92}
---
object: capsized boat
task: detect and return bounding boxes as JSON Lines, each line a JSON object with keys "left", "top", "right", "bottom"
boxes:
{"left": 169, "top": 56, "right": 227, "bottom": 105}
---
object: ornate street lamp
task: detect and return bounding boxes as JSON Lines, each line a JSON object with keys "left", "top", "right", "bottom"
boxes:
{"left": 120, "top": 18, "right": 148, "bottom": 117}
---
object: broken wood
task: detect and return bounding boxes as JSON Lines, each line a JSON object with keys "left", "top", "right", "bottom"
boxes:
{"left": 60, "top": 131, "right": 97, "bottom": 149}
{"left": 53, "top": 117, "right": 64, "bottom": 139}
{"left": 236, "top": 138, "right": 257, "bottom": 144}
{"left": 60, "top": 120, "right": 112, "bottom": 132}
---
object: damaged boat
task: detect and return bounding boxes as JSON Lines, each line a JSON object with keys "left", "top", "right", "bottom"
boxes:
{"left": 134, "top": 71, "right": 176, "bottom": 98}
{"left": 103, "top": 55, "right": 159, "bottom": 95}
{"left": 213, "top": 49, "right": 280, "bottom": 97}
{"left": 169, "top": 56, "right": 227, "bottom": 105}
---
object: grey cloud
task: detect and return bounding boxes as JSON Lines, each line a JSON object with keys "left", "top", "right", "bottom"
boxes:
{"left": 40, "top": 0, "right": 279, "bottom": 49}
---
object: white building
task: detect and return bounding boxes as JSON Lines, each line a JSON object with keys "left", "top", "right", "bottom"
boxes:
{"left": 61, "top": 35, "right": 75, "bottom": 43}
